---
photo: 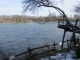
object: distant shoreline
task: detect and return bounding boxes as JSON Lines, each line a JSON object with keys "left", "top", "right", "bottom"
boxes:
{"left": 0, "top": 20, "right": 79, "bottom": 23}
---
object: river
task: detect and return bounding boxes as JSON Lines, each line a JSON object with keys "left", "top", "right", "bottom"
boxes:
{"left": 0, "top": 22, "right": 73, "bottom": 59}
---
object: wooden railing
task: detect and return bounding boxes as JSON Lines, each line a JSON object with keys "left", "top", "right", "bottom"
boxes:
{"left": 4, "top": 40, "right": 72, "bottom": 60}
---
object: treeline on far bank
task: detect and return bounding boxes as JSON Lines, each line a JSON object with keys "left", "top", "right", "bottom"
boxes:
{"left": 0, "top": 14, "right": 80, "bottom": 23}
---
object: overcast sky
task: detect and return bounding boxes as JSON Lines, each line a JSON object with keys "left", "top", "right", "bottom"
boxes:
{"left": 0, "top": 0, "right": 79, "bottom": 16}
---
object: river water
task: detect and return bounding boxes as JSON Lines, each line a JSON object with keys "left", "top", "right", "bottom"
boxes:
{"left": 0, "top": 22, "right": 73, "bottom": 59}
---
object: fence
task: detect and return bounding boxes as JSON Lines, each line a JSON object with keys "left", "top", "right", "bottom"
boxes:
{"left": 4, "top": 40, "right": 72, "bottom": 60}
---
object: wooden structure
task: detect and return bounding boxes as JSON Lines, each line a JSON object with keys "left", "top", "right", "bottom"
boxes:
{"left": 58, "top": 19, "right": 80, "bottom": 33}
{"left": 4, "top": 40, "right": 72, "bottom": 60}
{"left": 58, "top": 19, "right": 80, "bottom": 58}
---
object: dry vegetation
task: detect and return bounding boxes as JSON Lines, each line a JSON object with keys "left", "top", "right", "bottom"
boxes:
{"left": 0, "top": 14, "right": 80, "bottom": 23}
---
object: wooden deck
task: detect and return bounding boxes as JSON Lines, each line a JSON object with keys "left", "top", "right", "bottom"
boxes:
{"left": 58, "top": 25, "right": 80, "bottom": 34}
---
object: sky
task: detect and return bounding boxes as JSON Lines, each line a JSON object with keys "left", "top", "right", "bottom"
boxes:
{"left": 0, "top": 0, "right": 79, "bottom": 17}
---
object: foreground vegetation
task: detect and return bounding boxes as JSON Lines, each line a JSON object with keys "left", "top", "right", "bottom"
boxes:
{"left": 0, "top": 14, "right": 80, "bottom": 23}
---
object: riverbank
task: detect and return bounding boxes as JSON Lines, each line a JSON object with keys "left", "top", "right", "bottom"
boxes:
{"left": 0, "top": 19, "right": 32, "bottom": 23}
{"left": 0, "top": 43, "right": 78, "bottom": 60}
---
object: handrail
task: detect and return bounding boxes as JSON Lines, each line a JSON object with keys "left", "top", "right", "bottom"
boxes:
{"left": 4, "top": 40, "right": 71, "bottom": 60}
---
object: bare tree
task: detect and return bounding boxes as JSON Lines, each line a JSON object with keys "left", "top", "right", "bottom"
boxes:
{"left": 22, "top": 0, "right": 65, "bottom": 16}
{"left": 22, "top": 0, "right": 66, "bottom": 20}
{"left": 22, "top": 0, "right": 74, "bottom": 26}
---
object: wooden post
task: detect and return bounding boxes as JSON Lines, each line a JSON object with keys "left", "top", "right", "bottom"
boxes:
{"left": 61, "top": 29, "right": 66, "bottom": 49}
{"left": 70, "top": 19, "right": 78, "bottom": 48}
{"left": 73, "top": 30, "right": 76, "bottom": 46}
{"left": 61, "top": 22, "right": 68, "bottom": 49}
{"left": 58, "top": 20, "right": 59, "bottom": 26}
{"left": 67, "top": 40, "right": 69, "bottom": 48}
{"left": 28, "top": 47, "right": 32, "bottom": 57}
{"left": 75, "top": 19, "right": 78, "bottom": 27}
{"left": 53, "top": 42, "right": 56, "bottom": 50}
{"left": 53, "top": 42, "right": 56, "bottom": 55}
